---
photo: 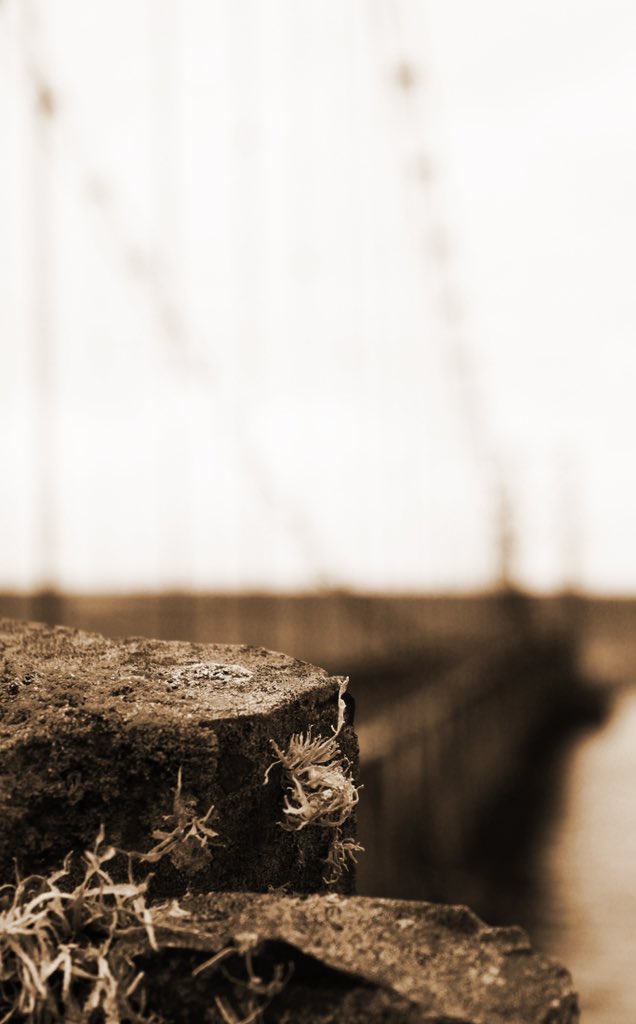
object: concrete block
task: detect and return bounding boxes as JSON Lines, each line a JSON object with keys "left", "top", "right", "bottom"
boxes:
{"left": 119, "top": 892, "right": 580, "bottom": 1023}
{"left": 0, "top": 618, "right": 358, "bottom": 895}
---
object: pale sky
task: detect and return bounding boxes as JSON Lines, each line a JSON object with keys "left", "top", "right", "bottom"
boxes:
{"left": 1, "top": 1, "right": 636, "bottom": 594}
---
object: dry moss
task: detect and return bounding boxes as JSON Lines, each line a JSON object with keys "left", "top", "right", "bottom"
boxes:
{"left": 264, "top": 681, "right": 363, "bottom": 885}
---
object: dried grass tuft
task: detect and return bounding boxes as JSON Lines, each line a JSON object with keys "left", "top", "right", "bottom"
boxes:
{"left": 0, "top": 826, "right": 162, "bottom": 1023}
{"left": 131, "top": 768, "right": 220, "bottom": 875}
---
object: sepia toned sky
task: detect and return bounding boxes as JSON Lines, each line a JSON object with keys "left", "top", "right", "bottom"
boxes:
{"left": 1, "top": 0, "right": 636, "bottom": 594}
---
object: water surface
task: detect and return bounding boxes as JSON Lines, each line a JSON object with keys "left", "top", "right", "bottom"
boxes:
{"left": 530, "top": 689, "right": 636, "bottom": 1024}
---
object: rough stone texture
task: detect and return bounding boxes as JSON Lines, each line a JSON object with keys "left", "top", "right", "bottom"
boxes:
{"left": 117, "top": 893, "right": 579, "bottom": 1023}
{"left": 0, "top": 618, "right": 358, "bottom": 895}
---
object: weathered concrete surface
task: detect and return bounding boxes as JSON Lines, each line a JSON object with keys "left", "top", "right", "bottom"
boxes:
{"left": 0, "top": 618, "right": 358, "bottom": 894}
{"left": 118, "top": 893, "right": 579, "bottom": 1023}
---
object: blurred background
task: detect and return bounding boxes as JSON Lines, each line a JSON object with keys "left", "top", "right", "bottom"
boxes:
{"left": 2, "top": 1, "right": 636, "bottom": 1019}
